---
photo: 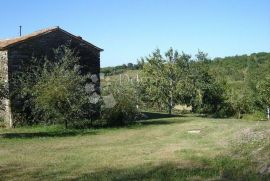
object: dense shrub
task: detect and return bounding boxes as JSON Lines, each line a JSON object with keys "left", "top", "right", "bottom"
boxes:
{"left": 101, "top": 82, "right": 140, "bottom": 126}
{"left": 12, "top": 46, "right": 101, "bottom": 128}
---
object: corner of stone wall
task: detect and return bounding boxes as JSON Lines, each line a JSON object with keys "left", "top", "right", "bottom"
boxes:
{"left": 0, "top": 50, "right": 12, "bottom": 128}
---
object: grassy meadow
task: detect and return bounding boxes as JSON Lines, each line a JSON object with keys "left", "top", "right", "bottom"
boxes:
{"left": 0, "top": 113, "right": 269, "bottom": 180}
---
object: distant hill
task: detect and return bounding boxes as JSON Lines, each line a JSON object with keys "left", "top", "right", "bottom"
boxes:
{"left": 101, "top": 52, "right": 270, "bottom": 83}
{"left": 209, "top": 52, "right": 270, "bottom": 82}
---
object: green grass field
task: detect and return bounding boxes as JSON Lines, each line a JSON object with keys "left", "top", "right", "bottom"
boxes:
{"left": 0, "top": 114, "right": 269, "bottom": 180}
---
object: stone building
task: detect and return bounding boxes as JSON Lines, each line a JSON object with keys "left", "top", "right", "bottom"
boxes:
{"left": 0, "top": 26, "right": 103, "bottom": 127}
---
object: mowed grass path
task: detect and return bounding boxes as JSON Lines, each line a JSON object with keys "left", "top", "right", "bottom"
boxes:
{"left": 0, "top": 115, "right": 269, "bottom": 180}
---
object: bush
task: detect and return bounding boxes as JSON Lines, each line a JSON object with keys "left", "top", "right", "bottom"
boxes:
{"left": 12, "top": 45, "right": 101, "bottom": 128}
{"left": 242, "top": 111, "right": 266, "bottom": 121}
{"left": 102, "top": 82, "right": 140, "bottom": 126}
{"left": 214, "top": 102, "right": 235, "bottom": 118}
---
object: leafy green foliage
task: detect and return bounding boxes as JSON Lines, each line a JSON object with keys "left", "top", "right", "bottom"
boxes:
{"left": 140, "top": 48, "right": 191, "bottom": 114}
{"left": 101, "top": 62, "right": 140, "bottom": 76}
{"left": 138, "top": 50, "right": 270, "bottom": 118}
{"left": 188, "top": 60, "right": 228, "bottom": 115}
{"left": 257, "top": 75, "right": 270, "bottom": 117}
{"left": 101, "top": 81, "right": 140, "bottom": 126}
{"left": 226, "top": 86, "right": 253, "bottom": 118}
{"left": 216, "top": 52, "right": 270, "bottom": 118}
{"left": 12, "top": 46, "right": 101, "bottom": 128}
{"left": 260, "top": 79, "right": 270, "bottom": 105}
{"left": 139, "top": 48, "right": 228, "bottom": 116}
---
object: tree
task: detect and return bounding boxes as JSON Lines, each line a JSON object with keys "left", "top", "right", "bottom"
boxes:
{"left": 34, "top": 46, "right": 101, "bottom": 128}
{"left": 227, "top": 87, "right": 253, "bottom": 119}
{"left": 127, "top": 63, "right": 134, "bottom": 69}
{"left": 258, "top": 75, "right": 270, "bottom": 119}
{"left": 122, "top": 64, "right": 127, "bottom": 69}
{"left": 14, "top": 46, "right": 101, "bottom": 128}
{"left": 196, "top": 50, "right": 210, "bottom": 63}
{"left": 137, "top": 58, "right": 145, "bottom": 69}
{"left": 140, "top": 48, "right": 191, "bottom": 114}
{"left": 186, "top": 52, "right": 230, "bottom": 116}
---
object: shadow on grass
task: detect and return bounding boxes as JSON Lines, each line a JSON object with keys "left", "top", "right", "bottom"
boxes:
{"left": 131, "top": 112, "right": 191, "bottom": 127}
{"left": 0, "top": 163, "right": 215, "bottom": 181}
{"left": 0, "top": 129, "right": 97, "bottom": 139}
{"left": 0, "top": 157, "right": 267, "bottom": 180}
{"left": 76, "top": 163, "right": 268, "bottom": 181}
{"left": 0, "top": 112, "right": 192, "bottom": 139}
{"left": 136, "top": 119, "right": 191, "bottom": 127}
{"left": 0, "top": 162, "right": 223, "bottom": 181}
{"left": 76, "top": 164, "right": 221, "bottom": 181}
{"left": 0, "top": 163, "right": 67, "bottom": 181}
{"left": 141, "top": 112, "right": 184, "bottom": 120}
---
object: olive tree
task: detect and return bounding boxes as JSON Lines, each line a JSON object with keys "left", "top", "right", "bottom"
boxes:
{"left": 14, "top": 45, "right": 101, "bottom": 128}
{"left": 140, "top": 48, "right": 191, "bottom": 114}
{"left": 258, "top": 75, "right": 270, "bottom": 119}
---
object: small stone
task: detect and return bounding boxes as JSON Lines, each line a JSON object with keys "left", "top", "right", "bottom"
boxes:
{"left": 89, "top": 92, "right": 101, "bottom": 104}
{"left": 187, "top": 130, "right": 201, "bottom": 134}
{"left": 91, "top": 74, "right": 99, "bottom": 83}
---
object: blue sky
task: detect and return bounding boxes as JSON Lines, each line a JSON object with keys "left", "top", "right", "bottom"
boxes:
{"left": 0, "top": 0, "right": 269, "bottom": 67}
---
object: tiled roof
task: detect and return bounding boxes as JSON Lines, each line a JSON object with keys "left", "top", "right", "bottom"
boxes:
{"left": 0, "top": 26, "right": 103, "bottom": 51}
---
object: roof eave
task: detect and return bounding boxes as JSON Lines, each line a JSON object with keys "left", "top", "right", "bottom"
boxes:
{"left": 57, "top": 28, "right": 103, "bottom": 52}
{"left": 0, "top": 27, "right": 104, "bottom": 52}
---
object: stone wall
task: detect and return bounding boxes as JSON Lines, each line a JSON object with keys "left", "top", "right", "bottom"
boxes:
{"left": 0, "top": 50, "right": 8, "bottom": 80}
{"left": 8, "top": 30, "right": 100, "bottom": 76}
{"left": 0, "top": 50, "right": 11, "bottom": 126}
